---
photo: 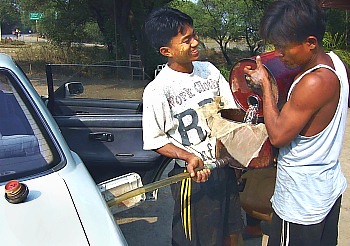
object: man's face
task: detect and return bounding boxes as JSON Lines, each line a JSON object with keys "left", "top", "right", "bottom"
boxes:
{"left": 166, "top": 24, "right": 199, "bottom": 67}
{"left": 274, "top": 41, "right": 310, "bottom": 68}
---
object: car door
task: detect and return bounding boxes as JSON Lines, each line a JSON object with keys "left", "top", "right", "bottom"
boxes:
{"left": 45, "top": 63, "right": 171, "bottom": 185}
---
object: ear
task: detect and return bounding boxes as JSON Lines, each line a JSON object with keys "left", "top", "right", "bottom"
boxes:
{"left": 159, "top": 46, "right": 173, "bottom": 57}
{"left": 305, "top": 36, "right": 318, "bottom": 50}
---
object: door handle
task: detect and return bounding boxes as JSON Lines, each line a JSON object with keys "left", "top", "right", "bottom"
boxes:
{"left": 89, "top": 132, "right": 114, "bottom": 142}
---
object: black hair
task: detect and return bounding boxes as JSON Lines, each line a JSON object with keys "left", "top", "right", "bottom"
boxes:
{"left": 260, "top": 0, "right": 326, "bottom": 45}
{"left": 144, "top": 7, "right": 193, "bottom": 50}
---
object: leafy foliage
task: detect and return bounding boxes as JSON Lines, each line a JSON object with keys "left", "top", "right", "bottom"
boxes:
{"left": 333, "top": 49, "right": 350, "bottom": 67}
{"left": 239, "top": 0, "right": 272, "bottom": 56}
{"left": 323, "top": 32, "right": 347, "bottom": 50}
{"left": 324, "top": 8, "right": 349, "bottom": 37}
{"left": 1, "top": 0, "right": 350, "bottom": 74}
{"left": 170, "top": 0, "right": 272, "bottom": 65}
{"left": 0, "top": 0, "right": 22, "bottom": 34}
{"left": 323, "top": 32, "right": 350, "bottom": 66}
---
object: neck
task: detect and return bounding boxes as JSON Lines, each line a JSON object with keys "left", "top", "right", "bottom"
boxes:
{"left": 168, "top": 60, "right": 193, "bottom": 73}
{"left": 301, "top": 47, "right": 329, "bottom": 72}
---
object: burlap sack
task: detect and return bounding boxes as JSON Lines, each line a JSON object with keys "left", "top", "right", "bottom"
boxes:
{"left": 240, "top": 168, "right": 276, "bottom": 221}
{"left": 197, "top": 97, "right": 269, "bottom": 168}
{"left": 198, "top": 97, "right": 277, "bottom": 221}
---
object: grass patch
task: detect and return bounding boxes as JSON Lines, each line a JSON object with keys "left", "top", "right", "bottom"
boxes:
{"left": 1, "top": 39, "right": 25, "bottom": 46}
{"left": 1, "top": 42, "right": 116, "bottom": 76}
{"left": 2, "top": 41, "right": 252, "bottom": 81}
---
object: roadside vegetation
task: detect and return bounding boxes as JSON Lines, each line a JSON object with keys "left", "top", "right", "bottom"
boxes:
{"left": 0, "top": 39, "right": 249, "bottom": 80}
{"left": 0, "top": 0, "right": 349, "bottom": 80}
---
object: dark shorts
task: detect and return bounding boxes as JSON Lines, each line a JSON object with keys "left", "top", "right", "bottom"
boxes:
{"left": 268, "top": 196, "right": 342, "bottom": 246}
{"left": 169, "top": 163, "right": 244, "bottom": 246}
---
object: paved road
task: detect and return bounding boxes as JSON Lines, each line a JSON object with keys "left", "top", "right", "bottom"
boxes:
{"left": 116, "top": 111, "right": 350, "bottom": 246}
{"left": 2, "top": 34, "right": 47, "bottom": 43}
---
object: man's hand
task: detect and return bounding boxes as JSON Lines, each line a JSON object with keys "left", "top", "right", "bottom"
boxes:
{"left": 243, "top": 56, "right": 270, "bottom": 87}
{"left": 186, "top": 155, "right": 211, "bottom": 183}
{"left": 155, "top": 143, "right": 211, "bottom": 182}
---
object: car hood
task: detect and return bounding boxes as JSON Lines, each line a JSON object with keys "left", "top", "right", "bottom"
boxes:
{"left": 0, "top": 173, "right": 89, "bottom": 245}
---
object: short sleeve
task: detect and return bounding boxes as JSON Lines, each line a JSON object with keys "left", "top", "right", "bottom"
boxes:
{"left": 142, "top": 84, "right": 171, "bottom": 150}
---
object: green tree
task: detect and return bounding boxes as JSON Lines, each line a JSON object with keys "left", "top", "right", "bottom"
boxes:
{"left": 0, "top": 0, "right": 21, "bottom": 36}
{"left": 87, "top": 0, "right": 173, "bottom": 61}
{"left": 180, "top": 0, "right": 240, "bottom": 65}
{"left": 170, "top": 0, "right": 271, "bottom": 65}
{"left": 10, "top": 0, "right": 349, "bottom": 71}
{"left": 19, "top": 0, "right": 92, "bottom": 46}
{"left": 240, "top": 0, "right": 272, "bottom": 55}
{"left": 18, "top": 0, "right": 172, "bottom": 73}
{"left": 324, "top": 8, "right": 349, "bottom": 49}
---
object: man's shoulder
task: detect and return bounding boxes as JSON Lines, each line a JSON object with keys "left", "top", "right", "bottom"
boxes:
{"left": 193, "top": 60, "right": 214, "bottom": 68}
{"left": 144, "top": 78, "right": 162, "bottom": 93}
{"left": 143, "top": 67, "right": 173, "bottom": 95}
{"left": 193, "top": 61, "right": 220, "bottom": 75}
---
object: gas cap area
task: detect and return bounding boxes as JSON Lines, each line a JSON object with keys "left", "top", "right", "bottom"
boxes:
{"left": 229, "top": 58, "right": 278, "bottom": 118}
{"left": 4, "top": 180, "right": 29, "bottom": 204}
{"left": 229, "top": 51, "right": 301, "bottom": 118}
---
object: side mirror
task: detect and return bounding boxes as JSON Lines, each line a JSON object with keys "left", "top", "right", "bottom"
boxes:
{"left": 54, "top": 82, "right": 84, "bottom": 98}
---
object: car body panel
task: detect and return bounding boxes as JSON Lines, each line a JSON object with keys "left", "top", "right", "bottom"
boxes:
{"left": 0, "top": 173, "right": 88, "bottom": 245}
{"left": 58, "top": 151, "right": 128, "bottom": 245}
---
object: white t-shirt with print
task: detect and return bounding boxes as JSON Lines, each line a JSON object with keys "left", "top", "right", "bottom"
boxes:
{"left": 142, "top": 61, "right": 238, "bottom": 165}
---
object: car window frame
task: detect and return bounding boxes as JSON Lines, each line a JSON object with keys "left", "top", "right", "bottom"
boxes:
{"left": 0, "top": 67, "right": 65, "bottom": 183}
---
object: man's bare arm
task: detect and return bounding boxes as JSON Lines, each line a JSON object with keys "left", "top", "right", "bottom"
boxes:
{"left": 244, "top": 56, "right": 338, "bottom": 147}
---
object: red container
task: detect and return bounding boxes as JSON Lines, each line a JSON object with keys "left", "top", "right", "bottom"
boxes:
{"left": 220, "top": 51, "right": 300, "bottom": 169}
{"left": 229, "top": 51, "right": 300, "bottom": 117}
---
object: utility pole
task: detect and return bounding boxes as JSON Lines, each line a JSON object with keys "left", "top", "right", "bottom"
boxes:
{"left": 36, "top": 20, "right": 38, "bottom": 42}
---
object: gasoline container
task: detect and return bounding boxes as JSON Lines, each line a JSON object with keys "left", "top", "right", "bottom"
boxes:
{"left": 219, "top": 51, "right": 300, "bottom": 169}
{"left": 230, "top": 51, "right": 301, "bottom": 117}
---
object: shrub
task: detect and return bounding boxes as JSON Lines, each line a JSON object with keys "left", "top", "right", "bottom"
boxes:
{"left": 323, "top": 32, "right": 347, "bottom": 50}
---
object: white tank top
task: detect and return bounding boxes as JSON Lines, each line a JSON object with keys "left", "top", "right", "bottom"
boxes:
{"left": 271, "top": 52, "right": 348, "bottom": 225}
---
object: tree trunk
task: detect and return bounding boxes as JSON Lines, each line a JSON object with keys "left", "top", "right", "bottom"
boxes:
{"left": 217, "top": 40, "right": 232, "bottom": 66}
{"left": 115, "top": 0, "right": 132, "bottom": 57}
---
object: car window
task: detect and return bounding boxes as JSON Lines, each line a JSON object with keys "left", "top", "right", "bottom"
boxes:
{"left": 48, "top": 64, "right": 148, "bottom": 100}
{"left": 0, "top": 70, "right": 60, "bottom": 183}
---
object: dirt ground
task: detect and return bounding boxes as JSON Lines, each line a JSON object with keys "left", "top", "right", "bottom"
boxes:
{"left": 338, "top": 111, "right": 350, "bottom": 245}
{"left": 116, "top": 111, "right": 350, "bottom": 246}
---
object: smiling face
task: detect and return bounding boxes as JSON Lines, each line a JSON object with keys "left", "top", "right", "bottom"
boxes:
{"left": 159, "top": 24, "right": 199, "bottom": 73}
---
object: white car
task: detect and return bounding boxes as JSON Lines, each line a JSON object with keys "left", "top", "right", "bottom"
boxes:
{"left": 0, "top": 53, "right": 134, "bottom": 245}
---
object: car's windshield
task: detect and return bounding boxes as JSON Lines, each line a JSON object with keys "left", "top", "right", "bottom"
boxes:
{"left": 0, "top": 70, "right": 60, "bottom": 183}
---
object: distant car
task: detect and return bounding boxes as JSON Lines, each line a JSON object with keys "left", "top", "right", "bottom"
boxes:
{"left": 0, "top": 54, "right": 131, "bottom": 245}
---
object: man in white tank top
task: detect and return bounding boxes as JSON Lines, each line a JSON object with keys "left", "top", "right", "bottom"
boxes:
{"left": 244, "top": 0, "right": 349, "bottom": 245}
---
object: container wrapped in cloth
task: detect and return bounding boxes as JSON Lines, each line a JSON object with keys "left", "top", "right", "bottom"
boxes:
{"left": 197, "top": 96, "right": 272, "bottom": 168}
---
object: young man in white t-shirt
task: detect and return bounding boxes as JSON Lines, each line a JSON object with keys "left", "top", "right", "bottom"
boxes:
{"left": 143, "top": 7, "right": 243, "bottom": 246}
